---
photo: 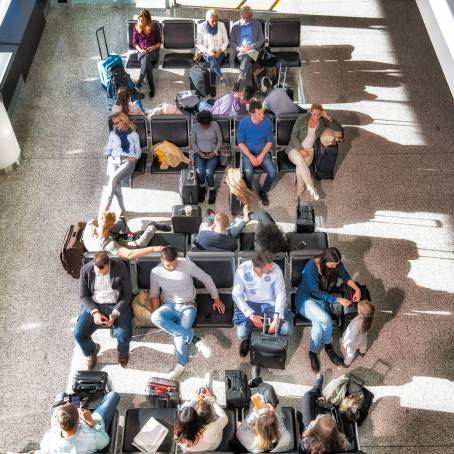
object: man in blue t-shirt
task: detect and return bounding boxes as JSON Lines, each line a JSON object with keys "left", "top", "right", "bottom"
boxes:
{"left": 237, "top": 100, "right": 277, "bottom": 206}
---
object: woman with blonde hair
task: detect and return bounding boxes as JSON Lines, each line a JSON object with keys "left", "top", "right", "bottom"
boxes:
{"left": 285, "top": 103, "right": 342, "bottom": 201}
{"left": 111, "top": 86, "right": 145, "bottom": 116}
{"left": 133, "top": 9, "right": 161, "bottom": 97}
{"left": 104, "top": 112, "right": 140, "bottom": 215}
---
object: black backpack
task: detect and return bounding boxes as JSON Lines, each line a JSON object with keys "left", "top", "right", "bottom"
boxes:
{"left": 107, "top": 66, "right": 132, "bottom": 104}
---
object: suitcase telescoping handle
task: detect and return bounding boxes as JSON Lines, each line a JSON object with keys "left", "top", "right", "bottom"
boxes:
{"left": 96, "top": 26, "right": 109, "bottom": 60}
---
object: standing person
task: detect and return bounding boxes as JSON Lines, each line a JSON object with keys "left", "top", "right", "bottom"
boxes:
{"left": 342, "top": 300, "right": 375, "bottom": 366}
{"left": 103, "top": 112, "right": 141, "bottom": 216}
{"left": 232, "top": 250, "right": 293, "bottom": 357}
{"left": 192, "top": 110, "right": 223, "bottom": 204}
{"left": 230, "top": 6, "right": 265, "bottom": 84}
{"left": 286, "top": 103, "right": 342, "bottom": 201}
{"left": 133, "top": 9, "right": 161, "bottom": 97}
{"left": 295, "top": 247, "right": 361, "bottom": 372}
{"left": 150, "top": 247, "right": 225, "bottom": 379}
{"left": 198, "top": 83, "right": 255, "bottom": 116}
{"left": 111, "top": 86, "right": 145, "bottom": 116}
{"left": 75, "top": 252, "right": 133, "bottom": 368}
{"left": 237, "top": 100, "right": 277, "bottom": 206}
{"left": 261, "top": 77, "right": 299, "bottom": 116}
{"left": 196, "top": 9, "right": 229, "bottom": 88}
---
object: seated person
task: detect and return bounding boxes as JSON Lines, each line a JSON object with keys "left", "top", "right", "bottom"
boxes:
{"left": 230, "top": 6, "right": 265, "bottom": 84}
{"left": 299, "top": 374, "right": 352, "bottom": 453}
{"left": 238, "top": 100, "right": 277, "bottom": 206}
{"left": 193, "top": 210, "right": 248, "bottom": 252}
{"left": 192, "top": 110, "right": 223, "bottom": 204}
{"left": 174, "top": 381, "right": 228, "bottom": 452}
{"left": 232, "top": 250, "right": 293, "bottom": 357}
{"left": 111, "top": 86, "right": 145, "bottom": 116}
{"left": 198, "top": 83, "right": 255, "bottom": 116}
{"left": 83, "top": 210, "right": 170, "bottom": 260}
{"left": 39, "top": 391, "right": 120, "bottom": 453}
{"left": 196, "top": 9, "right": 229, "bottom": 87}
{"left": 295, "top": 247, "right": 361, "bottom": 372}
{"left": 261, "top": 76, "right": 298, "bottom": 116}
{"left": 236, "top": 382, "right": 292, "bottom": 453}
{"left": 75, "top": 251, "right": 132, "bottom": 369}
{"left": 150, "top": 247, "right": 225, "bottom": 379}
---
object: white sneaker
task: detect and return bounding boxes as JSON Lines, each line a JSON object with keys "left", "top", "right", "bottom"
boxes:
{"left": 168, "top": 363, "right": 185, "bottom": 380}
{"left": 195, "top": 339, "right": 212, "bottom": 358}
{"left": 308, "top": 187, "right": 320, "bottom": 201}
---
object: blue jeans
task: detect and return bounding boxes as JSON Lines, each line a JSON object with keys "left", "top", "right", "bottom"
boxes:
{"left": 242, "top": 153, "right": 278, "bottom": 193}
{"left": 94, "top": 391, "right": 120, "bottom": 430}
{"left": 194, "top": 154, "right": 218, "bottom": 189}
{"left": 74, "top": 305, "right": 133, "bottom": 356}
{"left": 151, "top": 303, "right": 197, "bottom": 365}
{"left": 204, "top": 53, "right": 225, "bottom": 80}
{"left": 296, "top": 296, "right": 332, "bottom": 353}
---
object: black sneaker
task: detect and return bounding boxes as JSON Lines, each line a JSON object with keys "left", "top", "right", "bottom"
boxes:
{"left": 208, "top": 189, "right": 216, "bottom": 204}
{"left": 314, "top": 372, "right": 324, "bottom": 389}
{"left": 149, "top": 86, "right": 155, "bottom": 98}
{"left": 239, "top": 339, "right": 250, "bottom": 357}
{"left": 325, "top": 344, "right": 344, "bottom": 366}
{"left": 309, "top": 351, "right": 320, "bottom": 373}
{"left": 148, "top": 221, "right": 172, "bottom": 232}
{"left": 259, "top": 191, "right": 270, "bottom": 206}
{"left": 199, "top": 187, "right": 206, "bottom": 203}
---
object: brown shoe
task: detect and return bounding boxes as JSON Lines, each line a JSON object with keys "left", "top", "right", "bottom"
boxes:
{"left": 118, "top": 352, "right": 129, "bottom": 368}
{"left": 87, "top": 343, "right": 101, "bottom": 370}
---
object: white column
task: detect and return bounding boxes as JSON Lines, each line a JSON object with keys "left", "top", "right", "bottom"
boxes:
{"left": 0, "top": 94, "right": 21, "bottom": 173}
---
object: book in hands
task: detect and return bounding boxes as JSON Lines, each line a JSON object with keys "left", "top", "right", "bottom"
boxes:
{"left": 132, "top": 416, "right": 169, "bottom": 453}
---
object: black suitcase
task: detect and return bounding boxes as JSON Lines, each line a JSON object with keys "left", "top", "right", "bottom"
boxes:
{"left": 296, "top": 199, "right": 315, "bottom": 233}
{"left": 189, "top": 64, "right": 211, "bottom": 97}
{"left": 225, "top": 370, "right": 250, "bottom": 410}
{"left": 145, "top": 376, "right": 180, "bottom": 408}
{"left": 171, "top": 204, "right": 202, "bottom": 234}
{"left": 250, "top": 315, "right": 288, "bottom": 370}
{"left": 179, "top": 168, "right": 199, "bottom": 204}
{"left": 60, "top": 222, "right": 87, "bottom": 278}
{"left": 312, "top": 141, "right": 338, "bottom": 180}
{"left": 229, "top": 191, "right": 243, "bottom": 216}
{"left": 338, "top": 283, "right": 371, "bottom": 331}
{"left": 72, "top": 370, "right": 112, "bottom": 408}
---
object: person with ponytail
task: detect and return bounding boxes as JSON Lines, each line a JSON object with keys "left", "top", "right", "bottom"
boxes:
{"left": 295, "top": 247, "right": 362, "bottom": 372}
{"left": 341, "top": 300, "right": 375, "bottom": 366}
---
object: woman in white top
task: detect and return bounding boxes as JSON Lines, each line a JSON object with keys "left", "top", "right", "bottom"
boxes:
{"left": 285, "top": 103, "right": 342, "bottom": 201}
{"left": 342, "top": 300, "right": 375, "bottom": 366}
{"left": 196, "top": 9, "right": 229, "bottom": 87}
{"left": 174, "top": 386, "right": 228, "bottom": 452}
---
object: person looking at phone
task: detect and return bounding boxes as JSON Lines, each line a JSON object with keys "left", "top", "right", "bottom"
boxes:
{"left": 232, "top": 250, "right": 293, "bottom": 357}
{"left": 294, "top": 247, "right": 361, "bottom": 372}
{"left": 39, "top": 391, "right": 120, "bottom": 453}
{"left": 236, "top": 381, "right": 292, "bottom": 453}
{"left": 74, "top": 251, "right": 133, "bottom": 369}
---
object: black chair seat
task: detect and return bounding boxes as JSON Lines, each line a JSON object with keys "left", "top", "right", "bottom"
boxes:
{"left": 97, "top": 409, "right": 118, "bottom": 453}
{"left": 134, "top": 153, "right": 147, "bottom": 174}
{"left": 277, "top": 151, "right": 296, "bottom": 172}
{"left": 126, "top": 52, "right": 140, "bottom": 68}
{"left": 217, "top": 408, "right": 237, "bottom": 451}
{"left": 290, "top": 292, "right": 311, "bottom": 327}
{"left": 281, "top": 407, "right": 298, "bottom": 451}
{"left": 275, "top": 51, "right": 301, "bottom": 67}
{"left": 194, "top": 293, "right": 234, "bottom": 328}
{"left": 287, "top": 232, "right": 329, "bottom": 252}
{"left": 163, "top": 53, "right": 194, "bottom": 68}
{"left": 149, "top": 232, "right": 187, "bottom": 253}
{"left": 150, "top": 158, "right": 189, "bottom": 174}
{"left": 123, "top": 407, "right": 176, "bottom": 453}
{"left": 239, "top": 232, "right": 255, "bottom": 251}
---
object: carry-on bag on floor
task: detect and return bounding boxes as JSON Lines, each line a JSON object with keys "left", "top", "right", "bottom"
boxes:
{"left": 60, "top": 222, "right": 87, "bottom": 278}
{"left": 296, "top": 198, "right": 315, "bottom": 233}
{"left": 229, "top": 191, "right": 243, "bottom": 216}
{"left": 189, "top": 64, "right": 211, "bottom": 97}
{"left": 176, "top": 90, "right": 200, "bottom": 113}
{"left": 275, "top": 63, "right": 294, "bottom": 100}
{"left": 72, "top": 370, "right": 112, "bottom": 408}
{"left": 340, "top": 283, "right": 371, "bottom": 331}
{"left": 179, "top": 167, "right": 199, "bottom": 204}
{"left": 146, "top": 377, "right": 180, "bottom": 408}
{"left": 312, "top": 141, "right": 339, "bottom": 180}
{"left": 225, "top": 370, "right": 250, "bottom": 410}
{"left": 96, "top": 27, "right": 122, "bottom": 89}
{"left": 171, "top": 204, "right": 202, "bottom": 234}
{"left": 250, "top": 314, "right": 288, "bottom": 370}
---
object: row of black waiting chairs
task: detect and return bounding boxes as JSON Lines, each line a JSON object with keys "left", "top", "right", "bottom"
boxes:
{"left": 126, "top": 17, "right": 302, "bottom": 70}
{"left": 84, "top": 231, "right": 329, "bottom": 328}
{"left": 108, "top": 112, "right": 333, "bottom": 178}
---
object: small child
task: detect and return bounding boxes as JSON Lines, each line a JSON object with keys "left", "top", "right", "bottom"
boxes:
{"left": 342, "top": 300, "right": 375, "bottom": 366}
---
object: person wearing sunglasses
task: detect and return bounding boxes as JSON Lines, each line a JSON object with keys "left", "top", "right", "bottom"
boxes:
{"left": 104, "top": 112, "right": 141, "bottom": 216}
{"left": 294, "top": 247, "right": 361, "bottom": 372}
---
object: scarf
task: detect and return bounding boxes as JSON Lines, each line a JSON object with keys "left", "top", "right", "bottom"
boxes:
{"left": 115, "top": 128, "right": 132, "bottom": 153}
{"left": 206, "top": 21, "right": 218, "bottom": 35}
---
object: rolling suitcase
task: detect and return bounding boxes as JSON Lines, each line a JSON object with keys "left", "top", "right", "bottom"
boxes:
{"left": 189, "top": 64, "right": 211, "bottom": 97}
{"left": 312, "top": 141, "right": 338, "bottom": 180}
{"left": 225, "top": 370, "right": 250, "bottom": 410}
{"left": 179, "top": 168, "right": 199, "bottom": 204}
{"left": 171, "top": 204, "right": 202, "bottom": 234}
{"left": 340, "top": 283, "right": 371, "bottom": 331}
{"left": 72, "top": 370, "right": 112, "bottom": 408}
{"left": 96, "top": 27, "right": 122, "bottom": 89}
{"left": 145, "top": 377, "right": 180, "bottom": 408}
{"left": 296, "top": 198, "right": 315, "bottom": 233}
{"left": 229, "top": 191, "right": 243, "bottom": 216}
{"left": 60, "top": 222, "right": 87, "bottom": 278}
{"left": 276, "top": 63, "right": 294, "bottom": 100}
{"left": 250, "top": 314, "right": 288, "bottom": 370}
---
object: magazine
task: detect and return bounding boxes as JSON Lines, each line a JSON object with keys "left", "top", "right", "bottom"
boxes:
{"left": 238, "top": 48, "right": 259, "bottom": 61}
{"left": 132, "top": 416, "right": 169, "bottom": 453}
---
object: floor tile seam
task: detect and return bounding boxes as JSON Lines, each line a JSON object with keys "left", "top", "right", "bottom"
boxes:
{"left": 361, "top": 443, "right": 454, "bottom": 448}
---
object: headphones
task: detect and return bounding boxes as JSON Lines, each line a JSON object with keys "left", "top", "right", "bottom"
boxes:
{"left": 260, "top": 76, "right": 272, "bottom": 94}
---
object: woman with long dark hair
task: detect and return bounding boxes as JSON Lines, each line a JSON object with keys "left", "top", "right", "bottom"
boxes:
{"left": 295, "top": 247, "right": 361, "bottom": 372}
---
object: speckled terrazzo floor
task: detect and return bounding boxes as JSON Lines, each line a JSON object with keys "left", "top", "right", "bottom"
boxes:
{"left": 1, "top": 1, "right": 454, "bottom": 453}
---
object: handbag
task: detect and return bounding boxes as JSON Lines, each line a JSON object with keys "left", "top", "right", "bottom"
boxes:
{"left": 257, "top": 46, "right": 277, "bottom": 67}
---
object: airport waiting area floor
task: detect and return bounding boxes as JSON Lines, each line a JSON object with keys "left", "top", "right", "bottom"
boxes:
{"left": 1, "top": 0, "right": 454, "bottom": 452}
